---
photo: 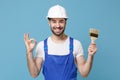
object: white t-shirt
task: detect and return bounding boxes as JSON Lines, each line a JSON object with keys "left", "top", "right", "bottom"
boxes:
{"left": 36, "top": 37, "right": 84, "bottom": 60}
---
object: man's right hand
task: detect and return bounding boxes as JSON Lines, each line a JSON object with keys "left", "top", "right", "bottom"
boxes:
{"left": 24, "top": 33, "right": 37, "bottom": 54}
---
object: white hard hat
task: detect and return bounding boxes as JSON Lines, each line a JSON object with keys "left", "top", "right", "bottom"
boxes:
{"left": 47, "top": 5, "right": 68, "bottom": 18}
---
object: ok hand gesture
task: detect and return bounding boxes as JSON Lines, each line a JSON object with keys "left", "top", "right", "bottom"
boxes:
{"left": 24, "top": 33, "right": 37, "bottom": 53}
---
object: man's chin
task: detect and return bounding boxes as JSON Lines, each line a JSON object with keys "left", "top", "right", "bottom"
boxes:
{"left": 54, "top": 33, "right": 62, "bottom": 36}
{"left": 51, "top": 29, "right": 65, "bottom": 36}
{"left": 53, "top": 32, "right": 63, "bottom": 36}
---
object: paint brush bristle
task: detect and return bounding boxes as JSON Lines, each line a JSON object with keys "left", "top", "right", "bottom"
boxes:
{"left": 89, "top": 28, "right": 99, "bottom": 43}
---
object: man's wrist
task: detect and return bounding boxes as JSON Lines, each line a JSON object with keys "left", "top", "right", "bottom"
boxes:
{"left": 26, "top": 50, "right": 33, "bottom": 56}
{"left": 26, "top": 49, "right": 33, "bottom": 53}
{"left": 88, "top": 54, "right": 94, "bottom": 57}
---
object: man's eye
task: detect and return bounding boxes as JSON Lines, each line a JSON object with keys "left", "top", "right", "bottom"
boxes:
{"left": 53, "top": 21, "right": 56, "bottom": 23}
{"left": 60, "top": 21, "right": 65, "bottom": 23}
{"left": 52, "top": 20, "right": 56, "bottom": 23}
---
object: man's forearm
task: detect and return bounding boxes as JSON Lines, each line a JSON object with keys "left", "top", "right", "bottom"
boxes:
{"left": 86, "top": 54, "right": 94, "bottom": 70}
{"left": 82, "top": 54, "right": 94, "bottom": 77}
{"left": 26, "top": 52, "right": 39, "bottom": 78}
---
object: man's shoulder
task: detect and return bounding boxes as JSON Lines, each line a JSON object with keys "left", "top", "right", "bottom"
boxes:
{"left": 71, "top": 37, "right": 82, "bottom": 46}
{"left": 37, "top": 37, "right": 50, "bottom": 46}
{"left": 70, "top": 37, "right": 81, "bottom": 43}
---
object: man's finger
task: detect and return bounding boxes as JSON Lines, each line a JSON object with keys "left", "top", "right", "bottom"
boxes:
{"left": 30, "top": 38, "right": 37, "bottom": 45}
{"left": 24, "top": 33, "right": 29, "bottom": 41}
{"left": 26, "top": 33, "right": 29, "bottom": 40}
{"left": 24, "top": 33, "right": 27, "bottom": 41}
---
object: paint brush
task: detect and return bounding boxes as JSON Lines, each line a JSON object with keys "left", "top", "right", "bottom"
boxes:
{"left": 89, "top": 28, "right": 99, "bottom": 43}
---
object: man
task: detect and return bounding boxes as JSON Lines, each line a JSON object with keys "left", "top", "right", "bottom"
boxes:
{"left": 24, "top": 5, "right": 97, "bottom": 80}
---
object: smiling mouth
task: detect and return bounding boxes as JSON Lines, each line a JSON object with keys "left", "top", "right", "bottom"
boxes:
{"left": 51, "top": 26, "right": 65, "bottom": 36}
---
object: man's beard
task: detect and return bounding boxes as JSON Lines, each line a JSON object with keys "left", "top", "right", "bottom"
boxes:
{"left": 51, "top": 27, "right": 65, "bottom": 36}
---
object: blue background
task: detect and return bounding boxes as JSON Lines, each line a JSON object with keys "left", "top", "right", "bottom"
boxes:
{"left": 0, "top": 0, "right": 120, "bottom": 80}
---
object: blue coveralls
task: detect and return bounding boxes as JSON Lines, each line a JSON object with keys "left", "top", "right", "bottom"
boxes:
{"left": 43, "top": 37, "right": 77, "bottom": 80}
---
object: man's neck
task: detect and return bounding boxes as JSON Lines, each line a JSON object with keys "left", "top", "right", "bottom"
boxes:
{"left": 51, "top": 34, "right": 68, "bottom": 43}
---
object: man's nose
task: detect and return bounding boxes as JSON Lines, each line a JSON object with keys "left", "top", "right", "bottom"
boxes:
{"left": 56, "top": 22, "right": 60, "bottom": 27}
